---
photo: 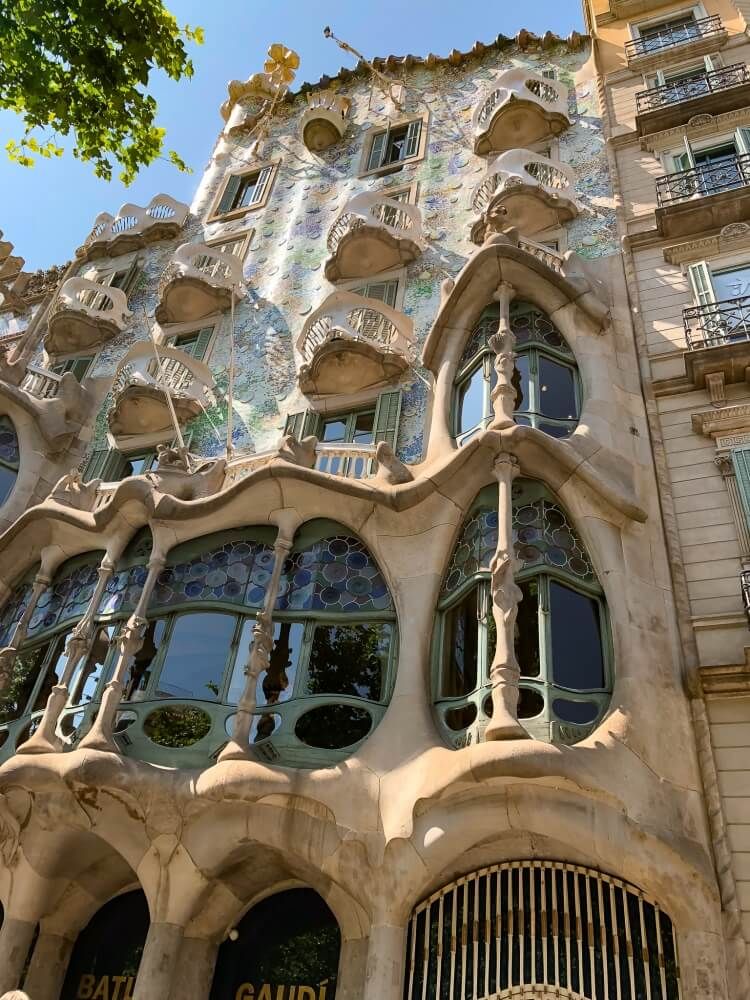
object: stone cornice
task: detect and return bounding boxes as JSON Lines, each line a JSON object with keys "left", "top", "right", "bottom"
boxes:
{"left": 640, "top": 105, "right": 750, "bottom": 154}
{"left": 701, "top": 655, "right": 750, "bottom": 696}
{"left": 691, "top": 403, "right": 750, "bottom": 437}
{"left": 664, "top": 223, "right": 750, "bottom": 265}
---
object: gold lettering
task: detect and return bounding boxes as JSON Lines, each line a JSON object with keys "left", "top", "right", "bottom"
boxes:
{"left": 124, "top": 977, "right": 135, "bottom": 1000}
{"left": 319, "top": 982, "right": 328, "bottom": 1000}
{"left": 297, "top": 989, "right": 316, "bottom": 1000}
{"left": 111, "top": 975, "right": 126, "bottom": 1000}
{"left": 77, "top": 975, "right": 96, "bottom": 999}
{"left": 257, "top": 986, "right": 273, "bottom": 1000}
{"left": 235, "top": 986, "right": 255, "bottom": 1000}
{"left": 91, "top": 977, "right": 110, "bottom": 1000}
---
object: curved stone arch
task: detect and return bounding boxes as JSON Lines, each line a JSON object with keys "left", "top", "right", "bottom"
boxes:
{"left": 421, "top": 238, "right": 611, "bottom": 463}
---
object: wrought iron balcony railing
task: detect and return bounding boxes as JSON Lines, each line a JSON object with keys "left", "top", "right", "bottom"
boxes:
{"left": 683, "top": 295, "right": 750, "bottom": 349}
{"left": 636, "top": 63, "right": 750, "bottom": 115}
{"left": 656, "top": 153, "right": 750, "bottom": 207}
{"left": 742, "top": 569, "right": 750, "bottom": 622}
{"left": 625, "top": 14, "right": 723, "bottom": 60}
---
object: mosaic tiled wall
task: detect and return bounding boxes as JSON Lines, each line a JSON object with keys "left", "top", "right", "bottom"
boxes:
{"left": 60, "top": 41, "right": 615, "bottom": 468}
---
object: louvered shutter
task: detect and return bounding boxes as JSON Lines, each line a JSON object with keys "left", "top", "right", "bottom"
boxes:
{"left": 284, "top": 410, "right": 320, "bottom": 439}
{"left": 176, "top": 327, "right": 213, "bottom": 361}
{"left": 83, "top": 447, "right": 113, "bottom": 482}
{"left": 732, "top": 447, "right": 750, "bottom": 529}
{"left": 404, "top": 120, "right": 422, "bottom": 159}
{"left": 373, "top": 390, "right": 402, "bottom": 448}
{"left": 249, "top": 166, "right": 273, "bottom": 206}
{"left": 367, "top": 130, "right": 388, "bottom": 171}
{"left": 687, "top": 262, "right": 715, "bottom": 305}
{"left": 217, "top": 174, "right": 243, "bottom": 215}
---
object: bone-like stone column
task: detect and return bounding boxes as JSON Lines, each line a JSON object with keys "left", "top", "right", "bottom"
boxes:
{"left": 18, "top": 556, "right": 117, "bottom": 755}
{"left": 484, "top": 280, "right": 528, "bottom": 741}
{"left": 219, "top": 520, "right": 297, "bottom": 761}
{"left": 0, "top": 916, "right": 36, "bottom": 993}
{"left": 132, "top": 922, "right": 184, "bottom": 1000}
{"left": 79, "top": 554, "right": 166, "bottom": 752}
{"left": 0, "top": 571, "right": 51, "bottom": 692}
{"left": 169, "top": 936, "right": 219, "bottom": 1000}
{"left": 361, "top": 921, "right": 407, "bottom": 1000}
{"left": 23, "top": 930, "right": 75, "bottom": 1000}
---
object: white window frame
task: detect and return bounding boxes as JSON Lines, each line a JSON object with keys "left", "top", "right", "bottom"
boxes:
{"left": 646, "top": 52, "right": 720, "bottom": 89}
{"left": 358, "top": 111, "right": 430, "bottom": 178}
{"left": 208, "top": 161, "right": 279, "bottom": 222}
{"left": 663, "top": 127, "right": 750, "bottom": 172}
{"left": 629, "top": 4, "right": 707, "bottom": 40}
{"left": 203, "top": 228, "right": 254, "bottom": 263}
{"left": 687, "top": 255, "right": 750, "bottom": 304}
{"left": 337, "top": 265, "right": 408, "bottom": 313}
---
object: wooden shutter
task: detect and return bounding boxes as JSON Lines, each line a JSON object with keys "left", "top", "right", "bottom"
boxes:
{"left": 217, "top": 174, "right": 242, "bottom": 215}
{"left": 373, "top": 390, "right": 402, "bottom": 448}
{"left": 733, "top": 447, "right": 750, "bottom": 528}
{"left": 83, "top": 447, "right": 113, "bottom": 482}
{"left": 249, "top": 166, "right": 273, "bottom": 206}
{"left": 284, "top": 410, "right": 320, "bottom": 439}
{"left": 687, "top": 262, "right": 715, "bottom": 306}
{"left": 368, "top": 130, "right": 388, "bottom": 171}
{"left": 737, "top": 128, "right": 750, "bottom": 157}
{"left": 404, "top": 120, "right": 422, "bottom": 159}
{"left": 181, "top": 327, "right": 213, "bottom": 361}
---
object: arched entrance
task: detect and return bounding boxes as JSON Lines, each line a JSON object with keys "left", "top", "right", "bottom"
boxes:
{"left": 211, "top": 888, "right": 341, "bottom": 1000}
{"left": 60, "top": 890, "right": 149, "bottom": 999}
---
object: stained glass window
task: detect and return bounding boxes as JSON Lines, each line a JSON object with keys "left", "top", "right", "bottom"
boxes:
{"left": 0, "top": 571, "right": 36, "bottom": 646}
{"left": 276, "top": 535, "right": 393, "bottom": 613}
{"left": 0, "top": 415, "right": 19, "bottom": 506}
{"left": 28, "top": 557, "right": 102, "bottom": 637}
{"left": 149, "top": 536, "right": 274, "bottom": 610}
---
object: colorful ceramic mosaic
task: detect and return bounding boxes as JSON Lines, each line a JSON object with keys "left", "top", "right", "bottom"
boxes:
{"left": 149, "top": 538, "right": 275, "bottom": 610}
{"left": 441, "top": 489, "right": 595, "bottom": 596}
{"left": 28, "top": 559, "right": 101, "bottom": 636}
{"left": 0, "top": 416, "right": 19, "bottom": 468}
{"left": 276, "top": 536, "right": 393, "bottom": 614}
{"left": 99, "top": 566, "right": 150, "bottom": 617}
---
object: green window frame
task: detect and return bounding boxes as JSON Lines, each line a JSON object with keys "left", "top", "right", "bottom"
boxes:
{"left": 51, "top": 356, "right": 94, "bottom": 381}
{"left": 167, "top": 325, "right": 213, "bottom": 361}
{"left": 434, "top": 480, "right": 612, "bottom": 749}
{"left": 215, "top": 165, "right": 273, "bottom": 216}
{"left": 452, "top": 301, "right": 581, "bottom": 445}
{"left": 366, "top": 119, "right": 422, "bottom": 172}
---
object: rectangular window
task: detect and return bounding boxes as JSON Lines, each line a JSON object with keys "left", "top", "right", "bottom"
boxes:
{"left": 636, "top": 11, "right": 700, "bottom": 51}
{"left": 168, "top": 326, "right": 214, "bottom": 361}
{"left": 351, "top": 278, "right": 399, "bottom": 308}
{"left": 52, "top": 356, "right": 94, "bottom": 381}
{"left": 320, "top": 409, "right": 376, "bottom": 446}
{"left": 214, "top": 165, "right": 274, "bottom": 217}
{"left": 366, "top": 119, "right": 422, "bottom": 172}
{"left": 117, "top": 452, "right": 157, "bottom": 478}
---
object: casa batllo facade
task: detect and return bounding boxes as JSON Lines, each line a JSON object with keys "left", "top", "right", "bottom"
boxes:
{"left": 0, "top": 5, "right": 745, "bottom": 998}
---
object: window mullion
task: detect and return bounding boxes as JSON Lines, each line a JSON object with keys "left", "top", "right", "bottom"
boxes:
{"left": 145, "top": 615, "right": 174, "bottom": 699}
{"left": 538, "top": 576, "right": 552, "bottom": 688}
{"left": 221, "top": 614, "right": 245, "bottom": 703}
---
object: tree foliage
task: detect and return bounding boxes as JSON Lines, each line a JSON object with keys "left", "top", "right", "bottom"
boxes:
{"left": 0, "top": 0, "right": 203, "bottom": 183}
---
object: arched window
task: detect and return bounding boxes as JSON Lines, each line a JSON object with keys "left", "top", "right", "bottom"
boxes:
{"left": 435, "top": 479, "right": 611, "bottom": 747}
{"left": 404, "top": 862, "right": 680, "bottom": 999}
{"left": 211, "top": 889, "right": 341, "bottom": 999}
{"left": 453, "top": 301, "right": 580, "bottom": 445}
{"left": 0, "top": 414, "right": 19, "bottom": 505}
{"left": 61, "top": 890, "right": 149, "bottom": 999}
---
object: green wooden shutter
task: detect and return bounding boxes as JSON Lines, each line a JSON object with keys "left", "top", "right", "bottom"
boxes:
{"left": 732, "top": 447, "right": 750, "bottom": 528}
{"left": 737, "top": 128, "right": 750, "bottom": 159}
{"left": 218, "top": 174, "right": 242, "bottom": 215}
{"left": 191, "top": 327, "right": 213, "bottom": 361}
{"left": 284, "top": 410, "right": 320, "bottom": 439}
{"left": 249, "top": 166, "right": 273, "bottom": 206}
{"left": 373, "top": 390, "right": 402, "bottom": 448}
{"left": 83, "top": 448, "right": 111, "bottom": 482}
{"left": 368, "top": 130, "right": 388, "bottom": 171}
{"left": 687, "top": 262, "right": 715, "bottom": 306}
{"left": 404, "top": 120, "right": 422, "bottom": 159}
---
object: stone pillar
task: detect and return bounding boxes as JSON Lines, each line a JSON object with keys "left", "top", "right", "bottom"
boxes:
{"left": 362, "top": 922, "right": 407, "bottom": 1000}
{"left": 133, "top": 922, "right": 184, "bottom": 1000}
{"left": 715, "top": 454, "right": 750, "bottom": 562}
{"left": 19, "top": 556, "right": 116, "bottom": 754}
{"left": 0, "top": 916, "right": 36, "bottom": 993}
{"left": 336, "top": 935, "right": 368, "bottom": 1000}
{"left": 169, "top": 936, "right": 219, "bottom": 1000}
{"left": 220, "top": 518, "right": 297, "bottom": 761}
{"left": 23, "top": 930, "right": 75, "bottom": 1000}
{"left": 487, "top": 281, "right": 517, "bottom": 431}
{"left": 79, "top": 555, "right": 166, "bottom": 752}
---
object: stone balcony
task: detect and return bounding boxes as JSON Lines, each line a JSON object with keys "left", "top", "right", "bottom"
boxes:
{"left": 472, "top": 68, "right": 570, "bottom": 156}
{"left": 655, "top": 154, "right": 750, "bottom": 239}
{"left": 297, "top": 289, "right": 414, "bottom": 397}
{"left": 300, "top": 90, "right": 351, "bottom": 151}
{"left": 155, "top": 242, "right": 245, "bottom": 324}
{"left": 107, "top": 342, "right": 215, "bottom": 439}
{"left": 470, "top": 150, "right": 578, "bottom": 243}
{"left": 0, "top": 358, "right": 92, "bottom": 450}
{"left": 324, "top": 192, "right": 423, "bottom": 281}
{"left": 625, "top": 14, "right": 727, "bottom": 73}
{"left": 635, "top": 63, "right": 750, "bottom": 137}
{"left": 77, "top": 194, "right": 189, "bottom": 262}
{"left": 45, "top": 277, "right": 132, "bottom": 356}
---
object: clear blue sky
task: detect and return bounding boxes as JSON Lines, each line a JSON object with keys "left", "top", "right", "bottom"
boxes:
{"left": 0, "top": 0, "right": 584, "bottom": 271}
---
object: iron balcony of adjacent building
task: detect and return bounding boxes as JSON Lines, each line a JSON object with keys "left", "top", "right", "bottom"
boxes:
{"left": 45, "top": 277, "right": 133, "bottom": 356}
{"left": 155, "top": 242, "right": 245, "bottom": 324}
{"left": 625, "top": 15, "right": 727, "bottom": 72}
{"left": 635, "top": 64, "right": 750, "bottom": 137}
{"left": 655, "top": 154, "right": 750, "bottom": 238}
{"left": 324, "top": 192, "right": 423, "bottom": 281}
{"left": 742, "top": 570, "right": 750, "bottom": 623}
{"left": 683, "top": 295, "right": 750, "bottom": 392}
{"left": 473, "top": 68, "right": 570, "bottom": 156}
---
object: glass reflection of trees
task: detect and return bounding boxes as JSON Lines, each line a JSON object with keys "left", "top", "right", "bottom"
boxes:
{"left": 453, "top": 301, "right": 581, "bottom": 445}
{"left": 0, "top": 521, "right": 397, "bottom": 767}
{"left": 435, "top": 478, "right": 611, "bottom": 747}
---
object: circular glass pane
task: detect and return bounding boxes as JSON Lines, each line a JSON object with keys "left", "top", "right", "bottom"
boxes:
{"left": 517, "top": 687, "right": 545, "bottom": 719}
{"left": 143, "top": 705, "right": 212, "bottom": 748}
{"left": 294, "top": 704, "right": 371, "bottom": 750}
{"left": 552, "top": 698, "right": 599, "bottom": 725}
{"left": 444, "top": 703, "right": 478, "bottom": 731}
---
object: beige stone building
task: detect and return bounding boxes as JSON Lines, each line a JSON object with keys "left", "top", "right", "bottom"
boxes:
{"left": 0, "top": 5, "right": 747, "bottom": 998}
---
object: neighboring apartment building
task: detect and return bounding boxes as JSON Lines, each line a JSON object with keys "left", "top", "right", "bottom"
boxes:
{"left": 0, "top": 9, "right": 744, "bottom": 999}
